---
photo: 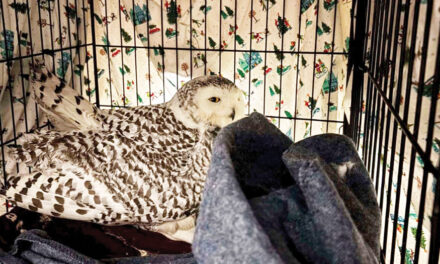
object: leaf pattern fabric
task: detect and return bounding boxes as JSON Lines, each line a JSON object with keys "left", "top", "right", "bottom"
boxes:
{"left": 90, "top": 0, "right": 351, "bottom": 141}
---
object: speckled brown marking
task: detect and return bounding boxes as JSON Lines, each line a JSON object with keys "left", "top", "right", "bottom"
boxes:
{"left": 55, "top": 196, "right": 64, "bottom": 204}
{"left": 19, "top": 188, "right": 28, "bottom": 195}
{"left": 84, "top": 181, "right": 92, "bottom": 189}
{"left": 11, "top": 177, "right": 20, "bottom": 187}
{"left": 36, "top": 191, "right": 44, "bottom": 200}
{"left": 55, "top": 82, "right": 65, "bottom": 93}
{"left": 14, "top": 193, "right": 22, "bottom": 203}
{"left": 32, "top": 198, "right": 42, "bottom": 208}
{"left": 51, "top": 212, "right": 61, "bottom": 217}
{"left": 94, "top": 195, "right": 101, "bottom": 204}
{"left": 54, "top": 204, "right": 64, "bottom": 212}
{"left": 72, "top": 193, "right": 82, "bottom": 203}
{"left": 76, "top": 209, "right": 87, "bottom": 215}
{"left": 75, "top": 96, "right": 81, "bottom": 105}
{"left": 55, "top": 187, "right": 63, "bottom": 195}
{"left": 65, "top": 178, "right": 73, "bottom": 188}
{"left": 28, "top": 205, "right": 38, "bottom": 212}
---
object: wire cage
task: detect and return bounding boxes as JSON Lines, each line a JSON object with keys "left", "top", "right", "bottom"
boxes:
{"left": 0, "top": 0, "right": 438, "bottom": 263}
{"left": 349, "top": 0, "right": 440, "bottom": 263}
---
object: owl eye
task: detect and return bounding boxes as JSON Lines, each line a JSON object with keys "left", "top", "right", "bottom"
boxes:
{"left": 208, "top": 97, "right": 221, "bottom": 103}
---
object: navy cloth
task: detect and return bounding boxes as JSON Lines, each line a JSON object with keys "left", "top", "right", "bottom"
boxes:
{"left": 0, "top": 112, "right": 380, "bottom": 264}
{"left": 0, "top": 229, "right": 97, "bottom": 264}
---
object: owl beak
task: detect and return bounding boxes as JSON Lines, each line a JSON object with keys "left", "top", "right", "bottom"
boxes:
{"left": 230, "top": 108, "right": 236, "bottom": 121}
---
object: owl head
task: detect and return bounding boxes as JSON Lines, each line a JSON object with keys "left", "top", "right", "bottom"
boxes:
{"left": 169, "top": 76, "right": 246, "bottom": 130}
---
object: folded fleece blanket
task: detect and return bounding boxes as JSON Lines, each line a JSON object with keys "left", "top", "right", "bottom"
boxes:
{"left": 0, "top": 112, "right": 380, "bottom": 264}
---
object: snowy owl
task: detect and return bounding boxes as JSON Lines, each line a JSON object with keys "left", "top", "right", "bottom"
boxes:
{"left": 1, "top": 67, "right": 245, "bottom": 234}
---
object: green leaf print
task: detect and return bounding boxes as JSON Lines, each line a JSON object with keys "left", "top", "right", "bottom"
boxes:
{"left": 235, "top": 35, "right": 245, "bottom": 46}
{"left": 284, "top": 111, "right": 293, "bottom": 118}
{"left": 153, "top": 45, "right": 165, "bottom": 56}
{"left": 165, "top": 28, "right": 177, "bottom": 38}
{"left": 9, "top": 3, "right": 28, "bottom": 14}
{"left": 200, "top": 5, "right": 212, "bottom": 14}
{"left": 345, "top": 37, "right": 350, "bottom": 52}
{"left": 97, "top": 69, "right": 105, "bottom": 78}
{"left": 101, "top": 36, "right": 109, "bottom": 53}
{"left": 277, "top": 65, "right": 291, "bottom": 75}
{"left": 209, "top": 37, "right": 216, "bottom": 48}
{"left": 221, "top": 10, "right": 228, "bottom": 19}
{"left": 321, "top": 22, "right": 331, "bottom": 34}
{"left": 301, "top": 0, "right": 315, "bottom": 14}
{"left": 94, "top": 14, "right": 103, "bottom": 24}
{"left": 86, "top": 88, "right": 95, "bottom": 96}
{"left": 274, "top": 44, "right": 285, "bottom": 61}
{"left": 276, "top": 15, "right": 292, "bottom": 36}
{"left": 64, "top": 4, "right": 77, "bottom": 19}
{"left": 411, "top": 227, "right": 426, "bottom": 249}
{"left": 301, "top": 55, "right": 307, "bottom": 67}
{"left": 121, "top": 29, "right": 132, "bottom": 42}
{"left": 130, "top": 4, "right": 151, "bottom": 25}
{"left": 74, "top": 64, "right": 84, "bottom": 76}
{"left": 225, "top": 6, "right": 234, "bottom": 16}
{"left": 433, "top": 138, "right": 440, "bottom": 153}
{"left": 119, "top": 67, "right": 125, "bottom": 75}
{"left": 317, "top": 26, "right": 323, "bottom": 36}
{"left": 166, "top": 0, "right": 179, "bottom": 24}
{"left": 322, "top": 72, "right": 338, "bottom": 94}
{"left": 323, "top": 0, "right": 336, "bottom": 11}
{"left": 237, "top": 68, "right": 245, "bottom": 78}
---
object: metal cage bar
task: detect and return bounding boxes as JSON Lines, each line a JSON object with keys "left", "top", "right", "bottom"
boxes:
{"left": 349, "top": 0, "right": 440, "bottom": 263}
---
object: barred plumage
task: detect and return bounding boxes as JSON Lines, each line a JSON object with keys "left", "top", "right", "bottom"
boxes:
{"left": 2, "top": 64, "right": 245, "bottom": 238}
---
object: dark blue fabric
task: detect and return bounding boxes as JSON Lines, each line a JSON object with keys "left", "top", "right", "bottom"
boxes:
{"left": 106, "top": 253, "right": 195, "bottom": 264}
{"left": 0, "top": 112, "right": 380, "bottom": 264}
{"left": 0, "top": 229, "right": 98, "bottom": 264}
{"left": 0, "top": 230, "right": 193, "bottom": 264}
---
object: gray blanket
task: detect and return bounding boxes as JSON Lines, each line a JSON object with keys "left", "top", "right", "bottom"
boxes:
{"left": 193, "top": 112, "right": 380, "bottom": 264}
{"left": 0, "top": 112, "right": 380, "bottom": 264}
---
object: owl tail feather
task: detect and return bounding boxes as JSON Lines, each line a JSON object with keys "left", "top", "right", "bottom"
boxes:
{"left": 30, "top": 60, "right": 103, "bottom": 131}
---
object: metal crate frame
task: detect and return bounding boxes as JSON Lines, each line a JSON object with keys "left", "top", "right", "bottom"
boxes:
{"left": 347, "top": 0, "right": 440, "bottom": 263}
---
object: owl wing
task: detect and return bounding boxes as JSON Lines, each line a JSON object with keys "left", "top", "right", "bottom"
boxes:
{"left": 3, "top": 168, "right": 131, "bottom": 223}
{"left": 4, "top": 128, "right": 157, "bottom": 224}
{"left": 30, "top": 61, "right": 103, "bottom": 131}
